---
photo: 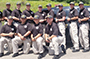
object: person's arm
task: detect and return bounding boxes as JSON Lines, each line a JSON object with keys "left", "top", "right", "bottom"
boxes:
{"left": 0, "top": 33, "right": 9, "bottom": 36}
{"left": 23, "top": 31, "right": 31, "bottom": 37}
{"left": 48, "top": 35, "right": 57, "bottom": 40}
{"left": 27, "top": 16, "right": 34, "bottom": 20}
{"left": 17, "top": 33, "right": 25, "bottom": 40}
{"left": 3, "top": 17, "right": 8, "bottom": 21}
{"left": 13, "top": 16, "right": 20, "bottom": 21}
{"left": 78, "top": 17, "right": 89, "bottom": 23}
{"left": 68, "top": 9, "right": 78, "bottom": 21}
{"left": 45, "top": 34, "right": 48, "bottom": 40}
{"left": 34, "top": 34, "right": 42, "bottom": 40}
{"left": 58, "top": 16, "right": 66, "bottom": 22}
{"left": 12, "top": 11, "right": 21, "bottom": 22}
{"left": 78, "top": 10, "right": 89, "bottom": 23}
{"left": 31, "top": 34, "right": 35, "bottom": 41}
{"left": 3, "top": 10, "right": 8, "bottom": 21}
{"left": 0, "top": 32, "right": 14, "bottom": 37}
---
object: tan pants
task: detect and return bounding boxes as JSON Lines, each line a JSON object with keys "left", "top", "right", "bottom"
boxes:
{"left": 57, "top": 22, "right": 66, "bottom": 46}
{"left": 49, "top": 36, "right": 63, "bottom": 55}
{"left": 32, "top": 37, "right": 44, "bottom": 54}
{"left": 69, "top": 22, "right": 79, "bottom": 50}
{"left": 79, "top": 23, "right": 89, "bottom": 50}
{"left": 0, "top": 37, "right": 12, "bottom": 53}
{"left": 12, "top": 36, "right": 31, "bottom": 54}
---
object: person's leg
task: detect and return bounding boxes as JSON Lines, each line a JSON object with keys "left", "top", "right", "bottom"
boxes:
{"left": 79, "top": 24, "right": 84, "bottom": 48}
{"left": 81, "top": 23, "right": 89, "bottom": 52}
{"left": 23, "top": 38, "right": 31, "bottom": 54}
{"left": 52, "top": 37, "right": 60, "bottom": 55}
{"left": 57, "top": 22, "right": 66, "bottom": 46}
{"left": 36, "top": 37, "right": 46, "bottom": 59}
{"left": 36, "top": 37, "right": 44, "bottom": 54}
{"left": 32, "top": 41, "right": 39, "bottom": 54}
{"left": 69, "top": 22, "right": 79, "bottom": 51}
{"left": 0, "top": 37, "right": 7, "bottom": 57}
{"left": 57, "top": 22, "right": 66, "bottom": 53}
{"left": 6, "top": 38, "right": 13, "bottom": 53}
{"left": 12, "top": 36, "right": 22, "bottom": 57}
{"left": 13, "top": 22, "right": 19, "bottom": 28}
{"left": 52, "top": 37, "right": 61, "bottom": 59}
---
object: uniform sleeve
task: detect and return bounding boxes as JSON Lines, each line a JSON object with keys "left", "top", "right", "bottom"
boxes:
{"left": 3, "top": 10, "right": 7, "bottom": 17}
{"left": 21, "top": 11, "right": 26, "bottom": 15}
{"left": 39, "top": 24, "right": 43, "bottom": 34}
{"left": 27, "top": 23, "right": 33, "bottom": 32}
{"left": 62, "top": 11, "right": 66, "bottom": 17}
{"left": 84, "top": 9, "right": 89, "bottom": 17}
{"left": 35, "top": 12, "right": 38, "bottom": 15}
{"left": 50, "top": 10, "right": 54, "bottom": 18}
{"left": 52, "top": 24, "right": 58, "bottom": 36}
{"left": 11, "top": 10, "right": 16, "bottom": 16}
{"left": 0, "top": 25, "right": 5, "bottom": 33}
{"left": 74, "top": 9, "right": 78, "bottom": 16}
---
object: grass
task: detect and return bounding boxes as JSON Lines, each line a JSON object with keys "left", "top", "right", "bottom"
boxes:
{"left": 0, "top": 0, "right": 90, "bottom": 13}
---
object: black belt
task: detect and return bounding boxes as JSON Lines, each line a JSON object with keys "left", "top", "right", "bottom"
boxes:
{"left": 80, "top": 21, "right": 88, "bottom": 24}
{"left": 5, "top": 37, "right": 13, "bottom": 39}
{"left": 57, "top": 21, "right": 65, "bottom": 23}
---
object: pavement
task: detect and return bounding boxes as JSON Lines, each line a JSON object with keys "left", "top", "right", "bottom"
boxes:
{"left": 0, "top": 47, "right": 90, "bottom": 59}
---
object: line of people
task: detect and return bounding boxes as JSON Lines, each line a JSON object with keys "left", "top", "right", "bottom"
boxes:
{"left": 0, "top": 1, "right": 89, "bottom": 59}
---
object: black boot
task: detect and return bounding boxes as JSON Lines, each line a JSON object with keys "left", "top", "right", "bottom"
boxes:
{"left": 83, "top": 49, "right": 89, "bottom": 52}
{"left": 72, "top": 48, "right": 80, "bottom": 52}
{"left": 52, "top": 55, "right": 59, "bottom": 59}
{"left": 38, "top": 53, "right": 44, "bottom": 59}
{"left": 61, "top": 45, "right": 66, "bottom": 54}
{"left": 0, "top": 53, "right": 4, "bottom": 57}
{"left": 12, "top": 53, "right": 19, "bottom": 57}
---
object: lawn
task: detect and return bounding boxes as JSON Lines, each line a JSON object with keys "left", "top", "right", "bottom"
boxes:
{"left": 0, "top": 0, "right": 90, "bottom": 13}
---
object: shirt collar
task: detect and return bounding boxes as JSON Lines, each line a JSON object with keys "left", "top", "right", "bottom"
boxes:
{"left": 70, "top": 8, "right": 75, "bottom": 11}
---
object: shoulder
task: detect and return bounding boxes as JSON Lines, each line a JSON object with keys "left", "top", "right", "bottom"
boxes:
{"left": 23, "top": 10, "right": 27, "bottom": 12}
{"left": 84, "top": 8, "right": 88, "bottom": 12}
{"left": 74, "top": 9, "right": 78, "bottom": 12}
{"left": 35, "top": 11, "right": 39, "bottom": 14}
{"left": 27, "top": 22, "right": 30, "bottom": 25}
{"left": 2, "top": 24, "right": 7, "bottom": 28}
{"left": 30, "top": 10, "right": 34, "bottom": 14}
{"left": 51, "top": 9, "right": 54, "bottom": 12}
{"left": 53, "top": 22, "right": 57, "bottom": 26}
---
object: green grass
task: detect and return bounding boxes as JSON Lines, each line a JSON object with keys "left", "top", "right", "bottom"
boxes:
{"left": 0, "top": 0, "right": 90, "bottom": 13}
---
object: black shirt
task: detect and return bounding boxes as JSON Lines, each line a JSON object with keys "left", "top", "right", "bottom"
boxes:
{"left": 68, "top": 8, "right": 78, "bottom": 21}
{"left": 11, "top": 9, "right": 22, "bottom": 22}
{"left": 22, "top": 9, "right": 34, "bottom": 23}
{"left": 32, "top": 22, "right": 43, "bottom": 37}
{"left": 35, "top": 11, "right": 46, "bottom": 19}
{"left": 56, "top": 9, "right": 66, "bottom": 21}
{"left": 3, "top": 9, "right": 12, "bottom": 17}
{"left": 44, "top": 9, "right": 55, "bottom": 18}
{"left": 0, "top": 24, "right": 16, "bottom": 38}
{"left": 3, "top": 9, "right": 12, "bottom": 21}
{"left": 45, "top": 22, "right": 62, "bottom": 36}
{"left": 79, "top": 8, "right": 89, "bottom": 18}
{"left": 17, "top": 22, "right": 33, "bottom": 38}
{"left": 79, "top": 8, "right": 89, "bottom": 23}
